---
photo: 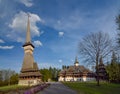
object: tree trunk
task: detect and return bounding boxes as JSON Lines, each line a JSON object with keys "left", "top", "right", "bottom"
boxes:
{"left": 96, "top": 67, "right": 100, "bottom": 86}
{"left": 96, "top": 54, "right": 100, "bottom": 86}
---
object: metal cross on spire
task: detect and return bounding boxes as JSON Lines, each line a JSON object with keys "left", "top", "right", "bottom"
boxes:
{"left": 27, "top": 13, "right": 31, "bottom": 18}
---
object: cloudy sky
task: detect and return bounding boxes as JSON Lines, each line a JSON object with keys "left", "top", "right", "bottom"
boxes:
{"left": 0, "top": 0, "right": 120, "bottom": 72}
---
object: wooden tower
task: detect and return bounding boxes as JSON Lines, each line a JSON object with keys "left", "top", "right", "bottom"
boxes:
{"left": 98, "top": 56, "right": 108, "bottom": 81}
{"left": 18, "top": 15, "right": 42, "bottom": 86}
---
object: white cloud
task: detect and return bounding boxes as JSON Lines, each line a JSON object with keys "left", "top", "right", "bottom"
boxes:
{"left": 9, "top": 11, "right": 43, "bottom": 42}
{"left": 0, "top": 39, "right": 4, "bottom": 43}
{"left": 19, "top": 0, "right": 33, "bottom": 7}
{"left": 0, "top": 46, "right": 14, "bottom": 49}
{"left": 33, "top": 40, "right": 42, "bottom": 47}
{"left": 59, "top": 32, "right": 64, "bottom": 37}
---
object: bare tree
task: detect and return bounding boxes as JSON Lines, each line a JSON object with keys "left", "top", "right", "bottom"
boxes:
{"left": 0, "top": 69, "right": 16, "bottom": 85}
{"left": 79, "top": 32, "right": 113, "bottom": 86}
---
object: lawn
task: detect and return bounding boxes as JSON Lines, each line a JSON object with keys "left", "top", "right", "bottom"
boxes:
{"left": 0, "top": 85, "right": 29, "bottom": 92}
{"left": 63, "top": 82, "right": 120, "bottom": 94}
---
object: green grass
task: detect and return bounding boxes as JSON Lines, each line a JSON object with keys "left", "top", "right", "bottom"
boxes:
{"left": 0, "top": 85, "right": 29, "bottom": 92}
{"left": 63, "top": 82, "right": 120, "bottom": 94}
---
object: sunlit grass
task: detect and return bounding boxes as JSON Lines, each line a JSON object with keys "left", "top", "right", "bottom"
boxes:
{"left": 63, "top": 82, "right": 120, "bottom": 94}
{"left": 0, "top": 84, "right": 29, "bottom": 91}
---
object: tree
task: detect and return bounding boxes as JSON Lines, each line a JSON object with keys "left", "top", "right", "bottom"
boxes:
{"left": 116, "top": 14, "right": 120, "bottom": 46}
{"left": 0, "top": 70, "right": 2, "bottom": 81}
{"left": 106, "top": 51, "right": 120, "bottom": 83}
{"left": 10, "top": 73, "right": 18, "bottom": 85}
{"left": 115, "top": 13, "right": 120, "bottom": 83}
{"left": 40, "top": 67, "right": 61, "bottom": 82}
{"left": 0, "top": 69, "right": 18, "bottom": 86}
{"left": 40, "top": 69, "right": 51, "bottom": 82}
{"left": 111, "top": 51, "right": 118, "bottom": 64}
{"left": 79, "top": 32, "right": 112, "bottom": 86}
{"left": 49, "top": 67, "right": 61, "bottom": 81}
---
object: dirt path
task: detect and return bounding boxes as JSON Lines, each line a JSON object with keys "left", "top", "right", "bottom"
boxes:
{"left": 37, "top": 82, "right": 77, "bottom": 94}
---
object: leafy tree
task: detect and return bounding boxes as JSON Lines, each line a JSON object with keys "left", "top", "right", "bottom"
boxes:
{"left": 40, "top": 67, "right": 61, "bottom": 82}
{"left": 10, "top": 73, "right": 18, "bottom": 85}
{"left": 79, "top": 32, "right": 112, "bottom": 86}
{"left": 40, "top": 69, "right": 52, "bottom": 82}
{"left": 51, "top": 67, "right": 61, "bottom": 81}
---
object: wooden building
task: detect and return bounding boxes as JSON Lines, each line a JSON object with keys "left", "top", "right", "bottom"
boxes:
{"left": 18, "top": 15, "right": 42, "bottom": 86}
{"left": 58, "top": 57, "right": 95, "bottom": 82}
{"left": 98, "top": 56, "right": 108, "bottom": 81}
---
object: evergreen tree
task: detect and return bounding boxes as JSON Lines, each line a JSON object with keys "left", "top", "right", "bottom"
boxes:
{"left": 106, "top": 51, "right": 120, "bottom": 83}
{"left": 111, "top": 51, "right": 118, "bottom": 63}
{"left": 116, "top": 14, "right": 120, "bottom": 46}
{"left": 0, "top": 71, "right": 2, "bottom": 81}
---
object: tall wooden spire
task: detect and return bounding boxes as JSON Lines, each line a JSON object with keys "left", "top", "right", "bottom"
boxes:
{"left": 19, "top": 14, "right": 41, "bottom": 86}
{"left": 26, "top": 14, "right": 31, "bottom": 43}
{"left": 23, "top": 14, "right": 34, "bottom": 48}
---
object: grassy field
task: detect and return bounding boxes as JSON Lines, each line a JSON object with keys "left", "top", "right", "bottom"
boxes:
{"left": 0, "top": 85, "right": 29, "bottom": 92}
{"left": 63, "top": 82, "right": 120, "bottom": 94}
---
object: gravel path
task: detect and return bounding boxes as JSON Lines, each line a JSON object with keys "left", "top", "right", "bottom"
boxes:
{"left": 37, "top": 82, "right": 77, "bottom": 94}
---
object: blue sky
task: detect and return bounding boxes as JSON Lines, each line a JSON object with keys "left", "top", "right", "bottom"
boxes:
{"left": 0, "top": 0, "right": 120, "bottom": 72}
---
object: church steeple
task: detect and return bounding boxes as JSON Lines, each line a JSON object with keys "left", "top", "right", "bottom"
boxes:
{"left": 23, "top": 14, "right": 34, "bottom": 48}
{"left": 26, "top": 14, "right": 31, "bottom": 43}
{"left": 74, "top": 56, "right": 79, "bottom": 66}
{"left": 19, "top": 14, "right": 41, "bottom": 86}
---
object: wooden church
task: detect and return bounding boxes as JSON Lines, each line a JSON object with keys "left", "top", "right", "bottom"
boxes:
{"left": 18, "top": 15, "right": 42, "bottom": 86}
{"left": 58, "top": 57, "right": 95, "bottom": 82}
{"left": 97, "top": 56, "right": 108, "bottom": 81}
